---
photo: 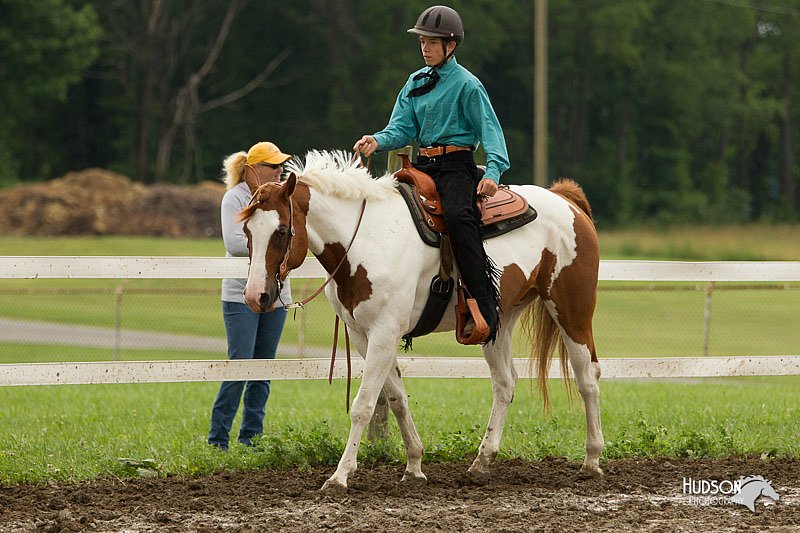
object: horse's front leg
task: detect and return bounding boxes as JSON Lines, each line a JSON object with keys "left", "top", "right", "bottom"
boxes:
{"left": 339, "top": 328, "right": 426, "bottom": 483}
{"left": 321, "top": 329, "right": 399, "bottom": 493}
{"left": 469, "top": 324, "right": 517, "bottom": 478}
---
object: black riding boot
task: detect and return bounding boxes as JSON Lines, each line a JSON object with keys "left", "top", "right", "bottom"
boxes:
{"left": 416, "top": 151, "right": 501, "bottom": 343}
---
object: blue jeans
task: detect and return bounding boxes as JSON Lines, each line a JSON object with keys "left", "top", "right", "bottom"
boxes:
{"left": 208, "top": 301, "right": 287, "bottom": 449}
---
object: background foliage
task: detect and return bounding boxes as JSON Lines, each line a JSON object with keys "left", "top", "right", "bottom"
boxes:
{"left": 1, "top": 0, "right": 799, "bottom": 226}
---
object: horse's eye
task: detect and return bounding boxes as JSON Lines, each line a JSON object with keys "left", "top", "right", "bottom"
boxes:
{"left": 276, "top": 226, "right": 289, "bottom": 237}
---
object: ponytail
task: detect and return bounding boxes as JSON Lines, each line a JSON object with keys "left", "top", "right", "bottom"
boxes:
{"left": 222, "top": 151, "right": 247, "bottom": 190}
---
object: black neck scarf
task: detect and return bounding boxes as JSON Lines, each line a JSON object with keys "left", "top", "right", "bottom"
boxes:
{"left": 407, "top": 67, "right": 441, "bottom": 98}
{"left": 408, "top": 49, "right": 456, "bottom": 98}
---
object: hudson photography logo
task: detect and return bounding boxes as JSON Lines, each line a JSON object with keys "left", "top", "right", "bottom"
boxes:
{"left": 682, "top": 475, "right": 780, "bottom": 512}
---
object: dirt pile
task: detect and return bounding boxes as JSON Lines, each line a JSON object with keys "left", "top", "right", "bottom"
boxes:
{"left": 0, "top": 169, "right": 225, "bottom": 237}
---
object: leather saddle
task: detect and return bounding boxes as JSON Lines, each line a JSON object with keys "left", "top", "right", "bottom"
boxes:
{"left": 394, "top": 153, "right": 536, "bottom": 247}
{"left": 394, "top": 152, "right": 538, "bottom": 348}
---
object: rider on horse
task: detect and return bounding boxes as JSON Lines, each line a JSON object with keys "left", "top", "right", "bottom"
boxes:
{"left": 354, "top": 5, "right": 510, "bottom": 343}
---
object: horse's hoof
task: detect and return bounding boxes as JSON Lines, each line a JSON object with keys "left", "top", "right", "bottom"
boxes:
{"left": 401, "top": 471, "right": 427, "bottom": 484}
{"left": 466, "top": 466, "right": 491, "bottom": 486}
{"left": 579, "top": 464, "right": 604, "bottom": 478}
{"left": 320, "top": 479, "right": 348, "bottom": 495}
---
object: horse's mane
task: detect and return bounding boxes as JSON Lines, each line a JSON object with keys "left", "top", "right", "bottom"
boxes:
{"left": 284, "top": 150, "right": 398, "bottom": 201}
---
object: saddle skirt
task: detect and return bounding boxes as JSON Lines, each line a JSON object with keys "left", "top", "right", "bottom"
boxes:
{"left": 394, "top": 153, "right": 537, "bottom": 248}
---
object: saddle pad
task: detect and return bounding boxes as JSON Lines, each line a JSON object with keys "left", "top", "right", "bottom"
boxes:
{"left": 397, "top": 182, "right": 538, "bottom": 248}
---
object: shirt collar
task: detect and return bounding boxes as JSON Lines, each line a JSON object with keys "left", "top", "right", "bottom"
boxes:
{"left": 439, "top": 56, "right": 458, "bottom": 76}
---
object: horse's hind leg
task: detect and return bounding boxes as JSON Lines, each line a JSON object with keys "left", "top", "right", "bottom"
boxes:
{"left": 382, "top": 367, "right": 426, "bottom": 482}
{"left": 544, "top": 299, "right": 604, "bottom": 476}
{"left": 469, "top": 319, "right": 518, "bottom": 477}
{"left": 566, "top": 332, "right": 603, "bottom": 476}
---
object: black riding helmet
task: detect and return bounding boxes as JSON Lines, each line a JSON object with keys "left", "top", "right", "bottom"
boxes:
{"left": 405, "top": 6, "right": 464, "bottom": 97}
{"left": 407, "top": 5, "right": 464, "bottom": 44}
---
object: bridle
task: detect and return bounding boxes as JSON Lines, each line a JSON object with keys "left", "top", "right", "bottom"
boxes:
{"left": 244, "top": 163, "right": 267, "bottom": 190}
{"left": 276, "top": 153, "right": 371, "bottom": 311}
{"left": 279, "top": 198, "right": 367, "bottom": 311}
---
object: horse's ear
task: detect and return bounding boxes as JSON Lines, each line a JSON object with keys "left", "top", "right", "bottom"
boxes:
{"left": 282, "top": 172, "right": 297, "bottom": 198}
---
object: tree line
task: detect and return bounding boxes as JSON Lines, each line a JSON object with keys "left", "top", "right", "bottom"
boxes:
{"left": 1, "top": 0, "right": 798, "bottom": 226}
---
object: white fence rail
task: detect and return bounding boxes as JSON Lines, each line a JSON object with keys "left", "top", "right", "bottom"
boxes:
{"left": 1, "top": 257, "right": 799, "bottom": 386}
{"left": 3, "top": 256, "right": 800, "bottom": 281}
{"left": 2, "top": 356, "right": 798, "bottom": 387}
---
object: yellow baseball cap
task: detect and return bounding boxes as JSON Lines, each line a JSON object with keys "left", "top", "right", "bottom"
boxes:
{"left": 246, "top": 141, "right": 292, "bottom": 165}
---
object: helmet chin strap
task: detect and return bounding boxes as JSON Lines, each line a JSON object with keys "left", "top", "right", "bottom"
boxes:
{"left": 437, "top": 39, "right": 457, "bottom": 67}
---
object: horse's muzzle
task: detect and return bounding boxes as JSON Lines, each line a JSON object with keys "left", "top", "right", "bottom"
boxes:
{"left": 243, "top": 284, "right": 278, "bottom": 313}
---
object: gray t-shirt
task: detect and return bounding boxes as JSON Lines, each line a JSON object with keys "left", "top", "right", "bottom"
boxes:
{"left": 221, "top": 182, "right": 292, "bottom": 305}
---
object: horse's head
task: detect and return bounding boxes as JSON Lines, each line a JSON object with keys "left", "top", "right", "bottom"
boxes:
{"left": 239, "top": 173, "right": 308, "bottom": 312}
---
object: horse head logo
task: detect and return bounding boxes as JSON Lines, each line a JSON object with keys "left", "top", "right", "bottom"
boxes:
{"left": 729, "top": 475, "right": 779, "bottom": 512}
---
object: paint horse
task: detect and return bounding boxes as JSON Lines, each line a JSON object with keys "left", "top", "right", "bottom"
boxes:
{"left": 239, "top": 150, "right": 603, "bottom": 492}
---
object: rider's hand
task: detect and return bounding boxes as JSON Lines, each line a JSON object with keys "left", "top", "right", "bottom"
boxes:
{"left": 353, "top": 135, "right": 378, "bottom": 157}
{"left": 477, "top": 178, "right": 498, "bottom": 198}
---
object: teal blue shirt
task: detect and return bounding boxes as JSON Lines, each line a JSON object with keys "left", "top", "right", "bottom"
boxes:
{"left": 373, "top": 57, "right": 510, "bottom": 183}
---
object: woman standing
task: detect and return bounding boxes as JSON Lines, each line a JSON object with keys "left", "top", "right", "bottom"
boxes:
{"left": 208, "top": 141, "right": 293, "bottom": 450}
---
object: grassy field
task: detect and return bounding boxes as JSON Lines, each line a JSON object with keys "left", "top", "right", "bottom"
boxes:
{"left": 0, "top": 227, "right": 798, "bottom": 483}
{"left": 3, "top": 223, "right": 800, "bottom": 258}
{"left": 1, "top": 283, "right": 797, "bottom": 361}
{"left": 0, "top": 376, "right": 797, "bottom": 484}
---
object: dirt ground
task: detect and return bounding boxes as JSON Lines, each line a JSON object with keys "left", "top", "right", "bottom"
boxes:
{"left": 1, "top": 456, "right": 798, "bottom": 532}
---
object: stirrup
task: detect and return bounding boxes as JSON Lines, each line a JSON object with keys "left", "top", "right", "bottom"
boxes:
{"left": 456, "top": 284, "right": 490, "bottom": 345}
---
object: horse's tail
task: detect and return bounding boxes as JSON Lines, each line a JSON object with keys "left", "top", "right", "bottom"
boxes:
{"left": 520, "top": 299, "right": 571, "bottom": 413}
{"left": 519, "top": 178, "right": 592, "bottom": 411}
{"left": 549, "top": 178, "right": 593, "bottom": 222}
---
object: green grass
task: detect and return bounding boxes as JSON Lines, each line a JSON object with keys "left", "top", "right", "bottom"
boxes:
{"left": 594, "top": 285, "right": 800, "bottom": 356}
{"left": 0, "top": 376, "right": 797, "bottom": 484}
{"left": 2, "top": 280, "right": 797, "bottom": 360}
{"left": 0, "top": 235, "right": 223, "bottom": 256}
{"left": 5, "top": 223, "right": 800, "bottom": 260}
{"left": 599, "top": 223, "right": 800, "bottom": 260}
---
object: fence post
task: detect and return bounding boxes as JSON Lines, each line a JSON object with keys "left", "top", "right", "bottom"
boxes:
{"left": 367, "top": 391, "right": 389, "bottom": 442}
{"left": 387, "top": 146, "right": 413, "bottom": 173}
{"left": 113, "top": 281, "right": 128, "bottom": 361}
{"left": 703, "top": 282, "right": 715, "bottom": 356}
